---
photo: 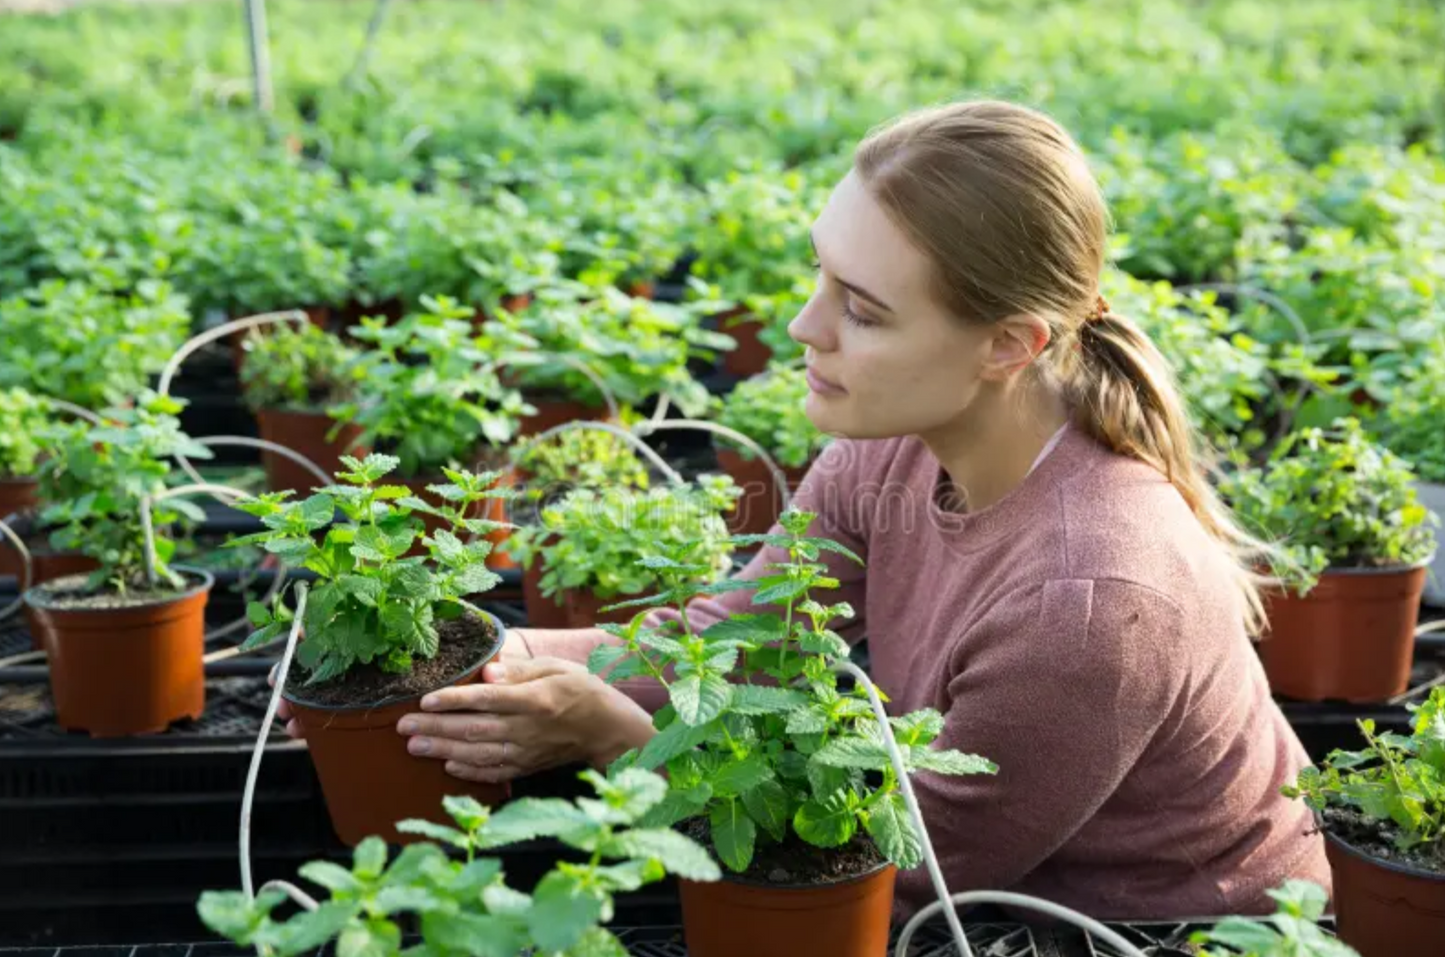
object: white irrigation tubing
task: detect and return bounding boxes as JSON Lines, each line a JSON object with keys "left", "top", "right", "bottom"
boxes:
{"left": 158, "top": 310, "right": 309, "bottom": 398}
{"left": 139, "top": 482, "right": 249, "bottom": 590}
{"left": 240, "top": 583, "right": 313, "bottom": 915}
{"left": 186, "top": 434, "right": 332, "bottom": 494}
{"left": 46, "top": 399, "right": 106, "bottom": 426}
{"left": 831, "top": 660, "right": 1148, "bottom": 957}
{"left": 649, "top": 392, "right": 671, "bottom": 426}
{"left": 528, "top": 352, "right": 620, "bottom": 423}
{"left": 631, "top": 419, "right": 792, "bottom": 509}
{"left": 514, "top": 420, "right": 687, "bottom": 487}
{"left": 0, "top": 516, "right": 32, "bottom": 625}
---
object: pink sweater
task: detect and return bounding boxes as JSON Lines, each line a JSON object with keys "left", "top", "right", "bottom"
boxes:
{"left": 537, "top": 426, "right": 1330, "bottom": 918}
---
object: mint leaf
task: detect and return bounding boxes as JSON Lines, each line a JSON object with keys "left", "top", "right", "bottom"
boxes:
{"left": 730, "top": 685, "right": 808, "bottom": 715}
{"left": 910, "top": 748, "right": 998, "bottom": 777}
{"left": 482, "top": 798, "right": 595, "bottom": 847}
{"left": 566, "top": 927, "right": 630, "bottom": 957}
{"left": 890, "top": 709, "right": 945, "bottom": 746}
{"left": 636, "top": 718, "right": 717, "bottom": 771}
{"left": 442, "top": 795, "right": 489, "bottom": 830}
{"left": 352, "top": 836, "right": 388, "bottom": 879}
{"left": 298, "top": 860, "right": 362, "bottom": 893}
{"left": 587, "top": 644, "right": 628, "bottom": 675}
{"left": 864, "top": 792, "right": 921, "bottom": 868}
{"left": 605, "top": 828, "right": 722, "bottom": 881}
{"left": 741, "top": 778, "right": 791, "bottom": 843}
{"left": 422, "top": 912, "right": 528, "bottom": 957}
{"left": 813, "top": 736, "right": 892, "bottom": 771}
{"left": 711, "top": 753, "right": 774, "bottom": 798}
{"left": 710, "top": 801, "right": 756, "bottom": 872}
{"left": 670, "top": 673, "right": 733, "bottom": 726}
{"left": 395, "top": 819, "right": 469, "bottom": 848}
{"left": 527, "top": 871, "right": 607, "bottom": 953}
{"left": 794, "top": 794, "right": 857, "bottom": 848}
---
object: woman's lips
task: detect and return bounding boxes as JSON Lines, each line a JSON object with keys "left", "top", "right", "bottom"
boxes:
{"left": 806, "top": 366, "right": 847, "bottom": 395}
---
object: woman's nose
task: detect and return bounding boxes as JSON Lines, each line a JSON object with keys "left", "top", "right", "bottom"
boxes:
{"left": 788, "top": 293, "right": 836, "bottom": 353}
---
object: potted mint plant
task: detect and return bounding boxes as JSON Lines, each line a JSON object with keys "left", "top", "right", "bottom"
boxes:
{"left": 713, "top": 365, "right": 825, "bottom": 535}
{"left": 1281, "top": 687, "right": 1445, "bottom": 957}
{"left": 1222, "top": 418, "right": 1438, "bottom": 702}
{"left": 230, "top": 454, "right": 513, "bottom": 845}
{"left": 592, "top": 510, "right": 997, "bottom": 957}
{"left": 240, "top": 321, "right": 365, "bottom": 495}
{"left": 199, "top": 768, "right": 720, "bottom": 956}
{"left": 509, "top": 476, "right": 740, "bottom": 629}
{"left": 334, "top": 295, "right": 535, "bottom": 569}
{"left": 0, "top": 386, "right": 50, "bottom": 523}
{"left": 506, "top": 427, "right": 652, "bottom": 627}
{"left": 24, "top": 392, "right": 215, "bottom": 737}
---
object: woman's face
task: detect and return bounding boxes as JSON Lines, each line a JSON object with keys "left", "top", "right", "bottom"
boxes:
{"left": 788, "top": 169, "right": 1001, "bottom": 440}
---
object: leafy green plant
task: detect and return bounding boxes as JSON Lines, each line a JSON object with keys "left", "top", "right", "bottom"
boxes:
{"left": 688, "top": 168, "right": 821, "bottom": 308}
{"left": 1373, "top": 345, "right": 1445, "bottom": 485}
{"left": 497, "top": 286, "right": 731, "bottom": 418}
{"left": 714, "top": 365, "right": 825, "bottom": 469}
{"left": 229, "top": 453, "right": 510, "bottom": 684}
{"left": 1220, "top": 418, "right": 1439, "bottom": 594}
{"left": 509, "top": 477, "right": 740, "bottom": 604}
{"left": 509, "top": 426, "right": 651, "bottom": 503}
{"left": 0, "top": 277, "right": 190, "bottom": 409}
{"left": 36, "top": 391, "right": 213, "bottom": 593}
{"left": 1190, "top": 880, "right": 1358, "bottom": 956}
{"left": 1283, "top": 686, "right": 1445, "bottom": 868}
{"left": 239, "top": 321, "right": 360, "bottom": 414}
{"left": 0, "top": 386, "right": 54, "bottom": 479}
{"left": 593, "top": 510, "right": 997, "bottom": 874}
{"left": 334, "top": 295, "right": 535, "bottom": 478}
{"left": 198, "top": 767, "right": 720, "bottom": 957}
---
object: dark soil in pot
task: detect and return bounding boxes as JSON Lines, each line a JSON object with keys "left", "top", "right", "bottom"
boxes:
{"left": 25, "top": 569, "right": 212, "bottom": 737}
{"left": 282, "top": 610, "right": 509, "bottom": 846}
{"left": 1319, "top": 806, "right": 1445, "bottom": 957}
{"left": 679, "top": 816, "right": 885, "bottom": 886}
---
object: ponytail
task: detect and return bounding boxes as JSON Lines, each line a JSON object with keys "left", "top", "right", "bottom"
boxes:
{"left": 1067, "top": 308, "right": 1275, "bottom": 635}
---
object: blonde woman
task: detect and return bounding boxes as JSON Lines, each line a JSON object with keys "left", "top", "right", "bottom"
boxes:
{"left": 291, "top": 100, "right": 1331, "bottom": 918}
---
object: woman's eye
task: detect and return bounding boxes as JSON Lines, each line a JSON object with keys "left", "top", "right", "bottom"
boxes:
{"left": 842, "top": 304, "right": 877, "bottom": 328}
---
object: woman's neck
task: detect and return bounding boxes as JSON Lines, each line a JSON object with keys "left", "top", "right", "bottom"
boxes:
{"left": 919, "top": 379, "right": 1071, "bottom": 514}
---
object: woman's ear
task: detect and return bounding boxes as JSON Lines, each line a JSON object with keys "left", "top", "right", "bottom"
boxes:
{"left": 979, "top": 314, "right": 1053, "bottom": 380}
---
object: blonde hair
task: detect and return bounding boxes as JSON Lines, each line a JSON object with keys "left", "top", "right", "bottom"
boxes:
{"left": 854, "top": 100, "right": 1273, "bottom": 634}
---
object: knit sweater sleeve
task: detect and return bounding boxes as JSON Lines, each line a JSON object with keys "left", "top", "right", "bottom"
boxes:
{"left": 894, "top": 577, "right": 1184, "bottom": 904}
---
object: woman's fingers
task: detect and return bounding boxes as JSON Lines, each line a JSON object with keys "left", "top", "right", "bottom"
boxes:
{"left": 419, "top": 658, "right": 580, "bottom": 714}
{"left": 445, "top": 760, "right": 520, "bottom": 784}
{"left": 397, "top": 711, "right": 507, "bottom": 743}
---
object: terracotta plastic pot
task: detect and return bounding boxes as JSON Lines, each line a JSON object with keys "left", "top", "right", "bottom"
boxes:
{"left": 24, "top": 569, "right": 212, "bottom": 737}
{"left": 255, "top": 408, "right": 367, "bottom": 495}
{"left": 522, "top": 557, "right": 568, "bottom": 629}
{"left": 563, "top": 588, "right": 641, "bottom": 629}
{"left": 0, "top": 476, "right": 39, "bottom": 521}
{"left": 16, "top": 551, "right": 104, "bottom": 649}
{"left": 718, "top": 308, "right": 773, "bottom": 378}
{"left": 518, "top": 394, "right": 610, "bottom": 439}
{"left": 1324, "top": 825, "right": 1445, "bottom": 957}
{"left": 1260, "top": 565, "right": 1427, "bottom": 703}
{"left": 627, "top": 280, "right": 656, "bottom": 300}
{"left": 283, "top": 611, "right": 509, "bottom": 846}
{"left": 396, "top": 470, "right": 516, "bottom": 570}
{"left": 715, "top": 447, "right": 811, "bottom": 536}
{"left": 1417, "top": 482, "right": 1445, "bottom": 607}
{"left": 679, "top": 863, "right": 897, "bottom": 957}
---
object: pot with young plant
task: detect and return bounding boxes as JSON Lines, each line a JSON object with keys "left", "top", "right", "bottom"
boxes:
{"left": 0, "top": 387, "right": 56, "bottom": 584}
{"left": 231, "top": 454, "right": 515, "bottom": 845}
{"left": 713, "top": 365, "right": 826, "bottom": 535}
{"left": 1280, "top": 687, "right": 1445, "bottom": 957}
{"left": 334, "top": 295, "right": 536, "bottom": 569}
{"left": 515, "top": 476, "right": 741, "bottom": 629}
{"left": 1222, "top": 418, "right": 1438, "bottom": 702}
{"left": 1373, "top": 359, "right": 1445, "bottom": 607}
{"left": 23, "top": 393, "right": 216, "bottom": 736}
{"left": 504, "top": 427, "right": 652, "bottom": 628}
{"left": 198, "top": 767, "right": 720, "bottom": 957}
{"left": 591, "top": 510, "right": 998, "bottom": 957}
{"left": 494, "top": 285, "right": 732, "bottom": 433}
{"left": 239, "top": 321, "right": 366, "bottom": 496}
{"left": 1191, "top": 879, "right": 1360, "bottom": 956}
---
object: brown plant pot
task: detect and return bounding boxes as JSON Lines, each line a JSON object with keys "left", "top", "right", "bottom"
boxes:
{"left": 396, "top": 471, "right": 517, "bottom": 571}
{"left": 719, "top": 308, "right": 773, "bottom": 378}
{"left": 522, "top": 557, "right": 568, "bottom": 629}
{"left": 678, "top": 863, "right": 897, "bottom": 957}
{"left": 283, "top": 612, "right": 509, "bottom": 846}
{"left": 0, "top": 475, "right": 39, "bottom": 520}
{"left": 627, "top": 280, "right": 656, "bottom": 300}
{"left": 563, "top": 588, "right": 641, "bottom": 629}
{"left": 1260, "top": 565, "right": 1427, "bottom": 703}
{"left": 255, "top": 408, "right": 368, "bottom": 495}
{"left": 1325, "top": 825, "right": 1445, "bottom": 957}
{"left": 15, "top": 550, "right": 104, "bottom": 649}
{"left": 231, "top": 305, "right": 330, "bottom": 372}
{"left": 715, "top": 447, "right": 811, "bottom": 537}
{"left": 518, "top": 394, "right": 611, "bottom": 439}
{"left": 24, "top": 569, "right": 212, "bottom": 737}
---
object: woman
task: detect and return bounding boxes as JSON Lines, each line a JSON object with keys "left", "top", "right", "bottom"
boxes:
{"left": 293, "top": 100, "right": 1332, "bottom": 918}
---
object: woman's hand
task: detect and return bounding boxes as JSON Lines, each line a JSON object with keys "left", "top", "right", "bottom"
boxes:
{"left": 394, "top": 656, "right": 657, "bottom": 783}
{"left": 271, "top": 627, "right": 537, "bottom": 740}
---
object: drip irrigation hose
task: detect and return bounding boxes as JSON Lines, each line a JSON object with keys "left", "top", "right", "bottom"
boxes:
{"left": 159, "top": 310, "right": 309, "bottom": 398}
{"left": 513, "top": 420, "right": 687, "bottom": 488}
{"left": 0, "top": 516, "right": 32, "bottom": 625}
{"left": 833, "top": 659, "right": 1149, "bottom": 957}
{"left": 630, "top": 418, "right": 792, "bottom": 511}
{"left": 240, "top": 583, "right": 312, "bottom": 915}
{"left": 45, "top": 399, "right": 106, "bottom": 426}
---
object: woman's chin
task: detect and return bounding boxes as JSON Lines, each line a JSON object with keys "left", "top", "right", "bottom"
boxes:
{"left": 804, "top": 391, "right": 849, "bottom": 433}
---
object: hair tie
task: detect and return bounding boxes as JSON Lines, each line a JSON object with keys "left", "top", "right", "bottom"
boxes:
{"left": 1087, "top": 295, "right": 1111, "bottom": 324}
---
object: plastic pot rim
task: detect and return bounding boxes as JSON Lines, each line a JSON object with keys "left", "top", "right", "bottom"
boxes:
{"left": 22, "top": 565, "right": 216, "bottom": 613}
{"left": 280, "top": 608, "right": 506, "bottom": 713}
{"left": 1314, "top": 808, "right": 1445, "bottom": 883}
{"left": 682, "top": 844, "right": 896, "bottom": 892}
